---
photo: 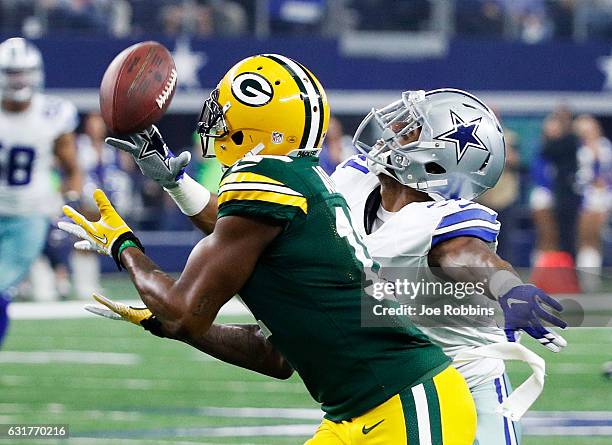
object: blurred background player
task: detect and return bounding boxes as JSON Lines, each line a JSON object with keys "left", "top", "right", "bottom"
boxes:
{"left": 574, "top": 114, "right": 612, "bottom": 289}
{"left": 479, "top": 126, "right": 522, "bottom": 265}
{"left": 71, "top": 111, "right": 133, "bottom": 298}
{"left": 529, "top": 109, "right": 612, "bottom": 291}
{"left": 318, "top": 116, "right": 354, "bottom": 175}
{"left": 531, "top": 108, "right": 581, "bottom": 259}
{"left": 0, "top": 37, "right": 80, "bottom": 346}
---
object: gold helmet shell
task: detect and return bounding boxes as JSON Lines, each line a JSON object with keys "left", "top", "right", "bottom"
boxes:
{"left": 197, "top": 54, "right": 330, "bottom": 167}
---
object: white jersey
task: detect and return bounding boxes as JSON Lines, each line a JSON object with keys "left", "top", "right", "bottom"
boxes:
{"left": 332, "top": 155, "right": 507, "bottom": 387}
{"left": 0, "top": 93, "right": 78, "bottom": 216}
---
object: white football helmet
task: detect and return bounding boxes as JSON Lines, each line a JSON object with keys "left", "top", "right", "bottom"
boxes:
{"left": 0, "top": 37, "right": 44, "bottom": 103}
{"left": 353, "top": 88, "right": 505, "bottom": 201}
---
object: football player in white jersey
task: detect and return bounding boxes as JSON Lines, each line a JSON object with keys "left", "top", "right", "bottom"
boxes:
{"left": 0, "top": 37, "right": 81, "bottom": 346}
{"left": 332, "top": 89, "right": 567, "bottom": 445}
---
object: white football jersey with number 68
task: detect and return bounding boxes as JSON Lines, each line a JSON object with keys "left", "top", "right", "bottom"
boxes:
{"left": 0, "top": 93, "right": 78, "bottom": 216}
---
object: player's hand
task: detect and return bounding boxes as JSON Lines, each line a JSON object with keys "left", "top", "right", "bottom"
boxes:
{"left": 85, "top": 293, "right": 164, "bottom": 337}
{"left": 499, "top": 284, "right": 568, "bottom": 352}
{"left": 106, "top": 125, "right": 191, "bottom": 189}
{"left": 58, "top": 189, "right": 143, "bottom": 268}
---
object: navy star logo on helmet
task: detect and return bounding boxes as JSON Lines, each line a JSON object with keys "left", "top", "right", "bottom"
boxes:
{"left": 434, "top": 111, "right": 489, "bottom": 163}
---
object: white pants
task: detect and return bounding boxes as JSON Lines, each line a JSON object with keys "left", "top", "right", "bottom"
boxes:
{"left": 472, "top": 373, "right": 522, "bottom": 445}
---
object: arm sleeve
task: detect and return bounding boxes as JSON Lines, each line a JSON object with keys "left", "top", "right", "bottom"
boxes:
{"left": 431, "top": 201, "right": 501, "bottom": 248}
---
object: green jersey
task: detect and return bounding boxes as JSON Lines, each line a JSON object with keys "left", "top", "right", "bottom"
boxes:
{"left": 217, "top": 155, "right": 449, "bottom": 421}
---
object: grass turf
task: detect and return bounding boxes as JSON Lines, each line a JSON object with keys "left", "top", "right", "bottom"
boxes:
{"left": 1, "top": 277, "right": 610, "bottom": 444}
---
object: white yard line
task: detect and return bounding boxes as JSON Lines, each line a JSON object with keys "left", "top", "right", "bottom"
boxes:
{"left": 551, "top": 363, "right": 599, "bottom": 374}
{"left": 0, "top": 350, "right": 140, "bottom": 365}
{"left": 524, "top": 426, "right": 612, "bottom": 436}
{"left": 0, "top": 374, "right": 305, "bottom": 393}
{"left": 77, "top": 424, "right": 317, "bottom": 439}
{"left": 8, "top": 298, "right": 251, "bottom": 320}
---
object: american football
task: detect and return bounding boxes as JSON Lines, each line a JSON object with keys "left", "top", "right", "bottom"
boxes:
{"left": 99, "top": 40, "right": 177, "bottom": 134}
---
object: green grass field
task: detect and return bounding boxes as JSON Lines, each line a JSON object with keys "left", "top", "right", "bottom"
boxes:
{"left": 1, "top": 278, "right": 611, "bottom": 444}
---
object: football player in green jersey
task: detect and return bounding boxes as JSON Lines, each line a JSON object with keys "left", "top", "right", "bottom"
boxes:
{"left": 60, "top": 54, "right": 476, "bottom": 444}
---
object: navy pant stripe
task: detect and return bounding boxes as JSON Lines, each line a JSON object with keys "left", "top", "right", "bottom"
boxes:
{"left": 502, "top": 374, "right": 520, "bottom": 445}
{"left": 494, "top": 378, "right": 512, "bottom": 445}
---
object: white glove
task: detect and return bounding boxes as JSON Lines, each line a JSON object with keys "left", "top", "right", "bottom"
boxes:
{"left": 106, "top": 125, "right": 191, "bottom": 189}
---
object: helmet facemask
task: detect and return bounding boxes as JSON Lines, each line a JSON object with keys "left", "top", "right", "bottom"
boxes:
{"left": 197, "top": 88, "right": 230, "bottom": 159}
{"left": 0, "top": 38, "right": 44, "bottom": 104}
{"left": 354, "top": 90, "right": 440, "bottom": 182}
{"left": 0, "top": 68, "right": 42, "bottom": 102}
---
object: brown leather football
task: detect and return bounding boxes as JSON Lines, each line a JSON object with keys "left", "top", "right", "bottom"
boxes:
{"left": 99, "top": 41, "right": 177, "bottom": 135}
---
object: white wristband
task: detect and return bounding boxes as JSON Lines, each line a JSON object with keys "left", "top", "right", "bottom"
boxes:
{"left": 489, "top": 270, "right": 524, "bottom": 299}
{"left": 164, "top": 174, "right": 211, "bottom": 216}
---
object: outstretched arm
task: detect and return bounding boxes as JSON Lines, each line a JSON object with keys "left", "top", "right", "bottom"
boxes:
{"left": 60, "top": 190, "right": 291, "bottom": 376}
{"left": 87, "top": 294, "right": 293, "bottom": 379}
{"left": 429, "top": 236, "right": 567, "bottom": 352}
{"left": 428, "top": 236, "right": 515, "bottom": 293}
{"left": 183, "top": 323, "right": 294, "bottom": 379}
{"left": 120, "top": 214, "right": 282, "bottom": 339}
{"left": 120, "top": 215, "right": 291, "bottom": 376}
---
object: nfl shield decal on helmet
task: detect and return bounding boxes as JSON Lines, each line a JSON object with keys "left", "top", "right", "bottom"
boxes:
{"left": 271, "top": 131, "right": 284, "bottom": 144}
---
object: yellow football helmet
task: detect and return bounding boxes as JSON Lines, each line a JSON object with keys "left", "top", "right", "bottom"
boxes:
{"left": 196, "top": 54, "right": 330, "bottom": 167}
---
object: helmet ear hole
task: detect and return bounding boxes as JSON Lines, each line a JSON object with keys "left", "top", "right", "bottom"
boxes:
{"left": 478, "top": 154, "right": 491, "bottom": 172}
{"left": 231, "top": 131, "right": 244, "bottom": 145}
{"left": 425, "top": 162, "right": 446, "bottom": 174}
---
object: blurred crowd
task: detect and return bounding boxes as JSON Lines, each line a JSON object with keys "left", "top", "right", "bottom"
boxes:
{"left": 1, "top": 0, "right": 612, "bottom": 41}
{"left": 480, "top": 108, "right": 612, "bottom": 291}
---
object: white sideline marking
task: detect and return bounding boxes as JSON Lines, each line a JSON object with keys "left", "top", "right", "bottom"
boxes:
{"left": 78, "top": 424, "right": 317, "bottom": 439}
{"left": 8, "top": 298, "right": 250, "bottom": 320}
{"left": 194, "top": 406, "right": 321, "bottom": 420}
{"left": 527, "top": 411, "right": 612, "bottom": 419}
{"left": 0, "top": 374, "right": 305, "bottom": 393}
{"left": 173, "top": 424, "right": 316, "bottom": 437}
{"left": 75, "top": 416, "right": 612, "bottom": 439}
{"left": 0, "top": 350, "right": 140, "bottom": 365}
{"left": 524, "top": 426, "right": 612, "bottom": 435}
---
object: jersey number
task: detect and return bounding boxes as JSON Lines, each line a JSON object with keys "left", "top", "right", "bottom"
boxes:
{"left": 335, "top": 206, "right": 374, "bottom": 269}
{"left": 0, "top": 144, "right": 36, "bottom": 186}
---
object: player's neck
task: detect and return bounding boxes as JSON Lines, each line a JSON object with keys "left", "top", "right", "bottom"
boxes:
{"left": 1, "top": 99, "right": 31, "bottom": 113}
{"left": 378, "top": 174, "right": 431, "bottom": 212}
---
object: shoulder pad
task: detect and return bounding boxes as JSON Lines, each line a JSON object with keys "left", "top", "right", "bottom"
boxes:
{"left": 331, "top": 154, "right": 373, "bottom": 189}
{"left": 41, "top": 95, "right": 78, "bottom": 136}
{"left": 430, "top": 199, "right": 500, "bottom": 247}
{"left": 218, "top": 155, "right": 307, "bottom": 216}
